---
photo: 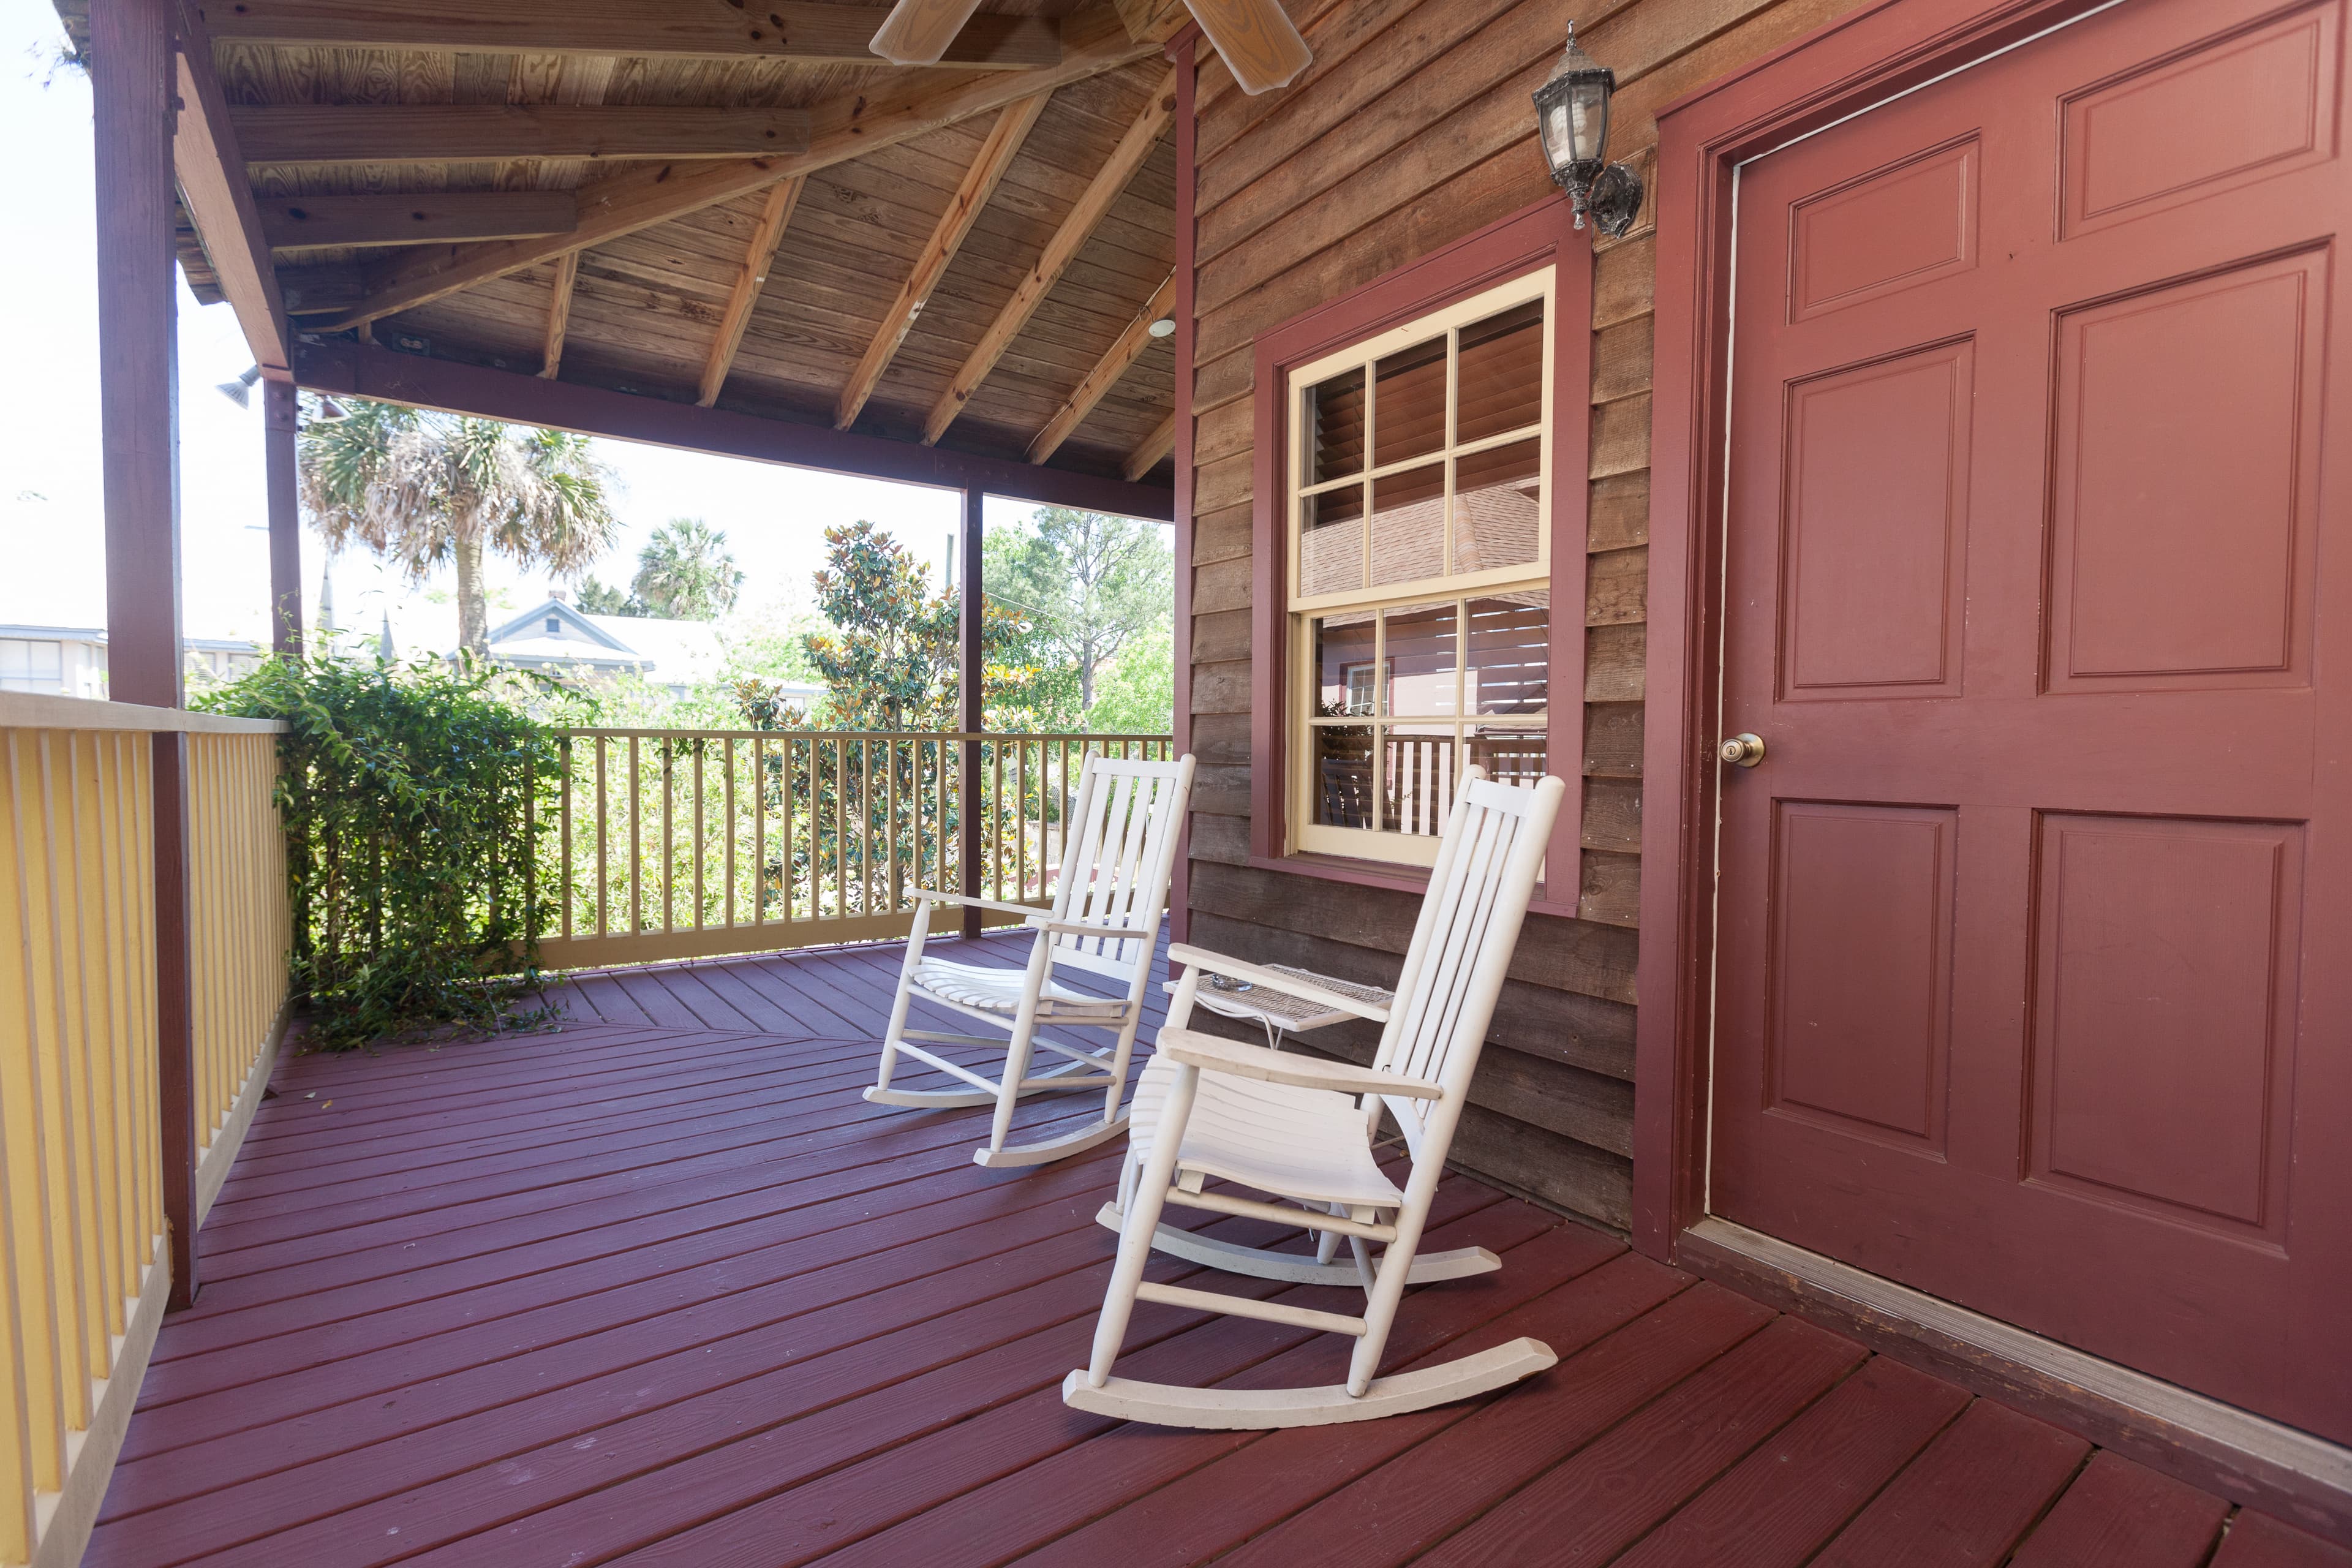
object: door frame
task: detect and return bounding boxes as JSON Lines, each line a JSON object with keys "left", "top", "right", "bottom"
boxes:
{"left": 1633, "top": 0, "right": 2124, "bottom": 1264}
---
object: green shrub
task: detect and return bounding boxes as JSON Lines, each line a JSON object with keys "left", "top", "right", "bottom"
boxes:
{"left": 198, "top": 654, "right": 562, "bottom": 1050}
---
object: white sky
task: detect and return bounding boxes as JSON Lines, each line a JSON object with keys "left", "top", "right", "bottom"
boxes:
{"left": 0, "top": 0, "right": 1051, "bottom": 658}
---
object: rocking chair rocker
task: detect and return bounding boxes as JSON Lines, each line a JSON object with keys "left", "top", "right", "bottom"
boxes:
{"left": 864, "top": 752, "right": 1194, "bottom": 1169}
{"left": 1065, "top": 767, "right": 1566, "bottom": 1427}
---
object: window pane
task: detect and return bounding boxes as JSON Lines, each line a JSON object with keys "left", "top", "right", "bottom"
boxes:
{"left": 1313, "top": 612, "right": 1378, "bottom": 716}
{"left": 1381, "top": 601, "right": 1457, "bottom": 717}
{"left": 1467, "top": 593, "right": 1549, "bottom": 715}
{"left": 1306, "top": 368, "right": 1365, "bottom": 484}
{"left": 1457, "top": 299, "right": 1545, "bottom": 445}
{"left": 1311, "top": 723, "right": 1376, "bottom": 829}
{"left": 1369, "top": 463, "right": 1446, "bottom": 588}
{"left": 1298, "top": 483, "right": 1366, "bottom": 597}
{"left": 1452, "top": 437, "right": 1541, "bottom": 575}
{"left": 1467, "top": 725, "right": 1549, "bottom": 788}
{"left": 1373, "top": 336, "right": 1446, "bottom": 469}
{"left": 1381, "top": 725, "right": 1455, "bottom": 838}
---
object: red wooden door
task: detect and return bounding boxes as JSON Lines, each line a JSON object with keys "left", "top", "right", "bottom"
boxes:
{"left": 1713, "top": 0, "right": 2352, "bottom": 1440}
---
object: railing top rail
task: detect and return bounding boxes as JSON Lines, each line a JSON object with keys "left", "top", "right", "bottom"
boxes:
{"left": 554, "top": 727, "right": 1175, "bottom": 742}
{"left": 0, "top": 692, "right": 287, "bottom": 736}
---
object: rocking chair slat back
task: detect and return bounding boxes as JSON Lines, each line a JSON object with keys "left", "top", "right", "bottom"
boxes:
{"left": 1050, "top": 756, "right": 1188, "bottom": 984}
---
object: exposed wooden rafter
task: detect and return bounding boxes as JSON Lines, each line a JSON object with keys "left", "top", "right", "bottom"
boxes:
{"left": 260, "top": 192, "right": 577, "bottom": 250}
{"left": 1027, "top": 270, "right": 1174, "bottom": 464}
{"left": 306, "top": 8, "right": 1155, "bottom": 334}
{"left": 170, "top": 2, "right": 292, "bottom": 374}
{"left": 834, "top": 92, "right": 1051, "bottom": 432}
{"left": 230, "top": 104, "right": 812, "bottom": 167}
{"left": 540, "top": 252, "right": 579, "bottom": 379}
{"left": 1123, "top": 412, "right": 1175, "bottom": 481}
{"left": 208, "top": 0, "right": 1061, "bottom": 67}
{"left": 698, "top": 177, "right": 807, "bottom": 408}
{"left": 921, "top": 64, "right": 1176, "bottom": 446}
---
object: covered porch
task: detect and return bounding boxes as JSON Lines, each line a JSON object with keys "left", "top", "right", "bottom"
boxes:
{"left": 80, "top": 932, "right": 2336, "bottom": 1568}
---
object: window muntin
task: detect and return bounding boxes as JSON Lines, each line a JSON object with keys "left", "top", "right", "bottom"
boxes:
{"left": 1286, "top": 270, "right": 1554, "bottom": 867}
{"left": 0, "top": 638, "right": 66, "bottom": 695}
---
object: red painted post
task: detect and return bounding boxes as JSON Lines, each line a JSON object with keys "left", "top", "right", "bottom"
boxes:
{"left": 959, "top": 484, "right": 985, "bottom": 940}
{"left": 264, "top": 379, "right": 303, "bottom": 655}
{"left": 92, "top": 0, "right": 199, "bottom": 1310}
{"left": 1166, "top": 28, "right": 1197, "bottom": 947}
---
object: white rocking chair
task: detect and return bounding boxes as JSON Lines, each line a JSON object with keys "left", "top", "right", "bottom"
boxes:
{"left": 1065, "top": 767, "right": 1567, "bottom": 1428}
{"left": 864, "top": 752, "right": 1194, "bottom": 1169}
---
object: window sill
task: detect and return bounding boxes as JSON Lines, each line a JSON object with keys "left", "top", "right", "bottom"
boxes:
{"left": 1243, "top": 851, "right": 1580, "bottom": 922}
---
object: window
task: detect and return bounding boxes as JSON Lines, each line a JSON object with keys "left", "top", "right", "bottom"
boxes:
{"left": 546, "top": 616, "right": 563, "bottom": 635}
{"left": 1286, "top": 271, "right": 1555, "bottom": 867}
{"left": 0, "top": 638, "right": 65, "bottom": 694}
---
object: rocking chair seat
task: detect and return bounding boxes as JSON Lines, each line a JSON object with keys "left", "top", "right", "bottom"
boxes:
{"left": 1129, "top": 1051, "right": 1406, "bottom": 1210}
{"left": 914, "top": 959, "right": 1133, "bottom": 1021}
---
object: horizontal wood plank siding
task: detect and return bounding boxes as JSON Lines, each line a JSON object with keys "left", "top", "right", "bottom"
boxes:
{"left": 1178, "top": 0, "right": 1872, "bottom": 1226}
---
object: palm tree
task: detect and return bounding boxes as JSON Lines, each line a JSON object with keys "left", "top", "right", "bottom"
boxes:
{"left": 631, "top": 518, "right": 744, "bottom": 620}
{"left": 300, "top": 400, "right": 620, "bottom": 659}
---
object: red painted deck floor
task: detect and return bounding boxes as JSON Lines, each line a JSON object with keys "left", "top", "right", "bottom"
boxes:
{"left": 86, "top": 933, "right": 2350, "bottom": 1568}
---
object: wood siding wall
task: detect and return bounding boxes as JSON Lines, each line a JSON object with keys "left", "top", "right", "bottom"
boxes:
{"left": 1180, "top": 0, "right": 1872, "bottom": 1227}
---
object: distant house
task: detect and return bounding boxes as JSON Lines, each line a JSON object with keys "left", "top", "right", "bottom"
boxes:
{"left": 481, "top": 596, "right": 741, "bottom": 704}
{"left": 0, "top": 624, "right": 263, "bottom": 698}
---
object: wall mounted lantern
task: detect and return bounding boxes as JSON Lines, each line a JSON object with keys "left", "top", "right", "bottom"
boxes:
{"left": 1532, "top": 24, "right": 1644, "bottom": 238}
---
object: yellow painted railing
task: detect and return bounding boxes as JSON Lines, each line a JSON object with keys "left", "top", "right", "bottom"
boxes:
{"left": 0, "top": 695, "right": 286, "bottom": 1568}
{"left": 535, "top": 730, "right": 1175, "bottom": 970}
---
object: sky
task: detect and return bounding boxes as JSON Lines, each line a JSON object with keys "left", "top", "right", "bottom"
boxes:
{"left": 0, "top": 0, "right": 1050, "bottom": 660}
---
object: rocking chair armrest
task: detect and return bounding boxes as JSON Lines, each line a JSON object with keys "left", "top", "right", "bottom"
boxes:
{"left": 1024, "top": 913, "right": 1155, "bottom": 940}
{"left": 1166, "top": 944, "right": 1392, "bottom": 1024}
{"left": 1157, "top": 1027, "right": 1442, "bottom": 1101}
{"left": 910, "top": 888, "right": 1042, "bottom": 921}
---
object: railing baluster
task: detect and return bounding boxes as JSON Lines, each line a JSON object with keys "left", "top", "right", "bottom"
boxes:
{"left": 559, "top": 737, "right": 573, "bottom": 941}
{"left": 661, "top": 737, "right": 674, "bottom": 934}
{"left": 692, "top": 738, "right": 706, "bottom": 931}
{"left": 725, "top": 737, "right": 737, "bottom": 929}
{"left": 628, "top": 736, "right": 641, "bottom": 935}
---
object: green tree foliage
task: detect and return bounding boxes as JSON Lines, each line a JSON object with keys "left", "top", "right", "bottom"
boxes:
{"left": 1085, "top": 622, "right": 1175, "bottom": 734}
{"left": 631, "top": 517, "right": 744, "bottom": 620}
{"left": 573, "top": 575, "right": 639, "bottom": 616}
{"left": 986, "top": 507, "right": 1173, "bottom": 728}
{"left": 300, "top": 400, "right": 620, "bottom": 658}
{"left": 198, "top": 654, "right": 561, "bottom": 1050}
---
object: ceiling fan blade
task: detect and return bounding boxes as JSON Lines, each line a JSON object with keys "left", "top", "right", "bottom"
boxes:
{"left": 869, "top": 0, "right": 992, "bottom": 65}
{"left": 1186, "top": 0, "right": 1311, "bottom": 94}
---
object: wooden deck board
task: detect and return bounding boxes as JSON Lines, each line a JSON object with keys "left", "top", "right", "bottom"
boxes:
{"left": 82, "top": 931, "right": 2311, "bottom": 1567}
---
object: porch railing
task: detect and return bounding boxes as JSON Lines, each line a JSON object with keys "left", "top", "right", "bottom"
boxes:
{"left": 0, "top": 695, "right": 289, "bottom": 1568}
{"left": 533, "top": 729, "right": 1175, "bottom": 970}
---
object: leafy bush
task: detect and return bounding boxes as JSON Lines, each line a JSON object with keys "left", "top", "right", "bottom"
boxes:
{"left": 198, "top": 654, "right": 562, "bottom": 1050}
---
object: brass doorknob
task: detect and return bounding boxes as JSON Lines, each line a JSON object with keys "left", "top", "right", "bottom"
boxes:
{"left": 1719, "top": 733, "right": 1766, "bottom": 768}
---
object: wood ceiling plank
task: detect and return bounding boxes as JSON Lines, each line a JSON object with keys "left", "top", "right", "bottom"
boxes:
{"left": 540, "top": 251, "right": 580, "bottom": 378}
{"left": 1122, "top": 410, "right": 1175, "bottom": 480}
{"left": 921, "top": 62, "right": 1176, "bottom": 445}
{"left": 304, "top": 6, "right": 1155, "bottom": 333}
{"left": 834, "top": 91, "right": 1050, "bottom": 430}
{"left": 262, "top": 191, "right": 579, "bottom": 249}
{"left": 208, "top": 1, "right": 1061, "bottom": 68}
{"left": 698, "top": 176, "right": 808, "bottom": 407}
{"left": 172, "top": 4, "right": 293, "bottom": 374}
{"left": 1026, "top": 270, "right": 1174, "bottom": 462}
{"left": 230, "top": 105, "right": 813, "bottom": 166}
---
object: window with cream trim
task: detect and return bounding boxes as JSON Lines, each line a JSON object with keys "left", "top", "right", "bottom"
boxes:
{"left": 1287, "top": 268, "right": 1555, "bottom": 868}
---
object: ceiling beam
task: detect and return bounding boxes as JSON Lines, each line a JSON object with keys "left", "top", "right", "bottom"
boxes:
{"left": 540, "top": 252, "right": 579, "bottom": 379}
{"left": 834, "top": 92, "right": 1050, "bottom": 432}
{"left": 698, "top": 177, "right": 807, "bottom": 407}
{"left": 206, "top": 1, "right": 1061, "bottom": 67}
{"left": 231, "top": 104, "right": 812, "bottom": 167}
{"left": 1122, "top": 412, "right": 1175, "bottom": 481}
{"left": 921, "top": 64, "right": 1175, "bottom": 446}
{"left": 306, "top": 6, "right": 1155, "bottom": 333}
{"left": 261, "top": 191, "right": 578, "bottom": 249}
{"left": 295, "top": 339, "right": 1175, "bottom": 519}
{"left": 1027, "top": 270, "right": 1174, "bottom": 464}
{"left": 170, "top": 1, "right": 292, "bottom": 375}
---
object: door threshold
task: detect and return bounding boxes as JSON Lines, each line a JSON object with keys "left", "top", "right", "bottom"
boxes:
{"left": 1679, "top": 1217, "right": 2352, "bottom": 1546}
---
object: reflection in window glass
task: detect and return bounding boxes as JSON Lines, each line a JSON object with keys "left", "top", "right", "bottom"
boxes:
{"left": 1468, "top": 725, "right": 1549, "bottom": 788}
{"left": 1382, "top": 602, "right": 1458, "bottom": 717}
{"left": 1299, "top": 483, "right": 1366, "bottom": 597}
{"left": 1370, "top": 464, "right": 1446, "bottom": 588}
{"left": 1306, "top": 368, "right": 1365, "bottom": 484}
{"left": 1373, "top": 337, "right": 1447, "bottom": 469}
{"left": 1453, "top": 438, "right": 1542, "bottom": 575}
{"left": 1467, "top": 594, "right": 1549, "bottom": 715}
{"left": 1314, "top": 612, "right": 1378, "bottom": 716}
{"left": 1312, "top": 722, "right": 1376, "bottom": 829}
{"left": 1457, "top": 300, "right": 1545, "bottom": 445}
{"left": 1381, "top": 725, "right": 1455, "bottom": 838}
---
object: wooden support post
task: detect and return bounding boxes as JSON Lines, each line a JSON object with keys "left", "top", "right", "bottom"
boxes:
{"left": 1167, "top": 29, "right": 1196, "bottom": 946}
{"left": 959, "top": 484, "right": 985, "bottom": 940}
{"left": 263, "top": 379, "right": 302, "bottom": 655}
{"left": 94, "top": 0, "right": 198, "bottom": 1310}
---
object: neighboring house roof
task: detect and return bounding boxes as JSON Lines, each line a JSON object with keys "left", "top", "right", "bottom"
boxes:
{"left": 0, "top": 625, "right": 263, "bottom": 654}
{"left": 482, "top": 598, "right": 725, "bottom": 686}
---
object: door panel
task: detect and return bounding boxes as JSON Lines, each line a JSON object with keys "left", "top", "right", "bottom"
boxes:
{"left": 1711, "top": 0, "right": 2352, "bottom": 1441}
